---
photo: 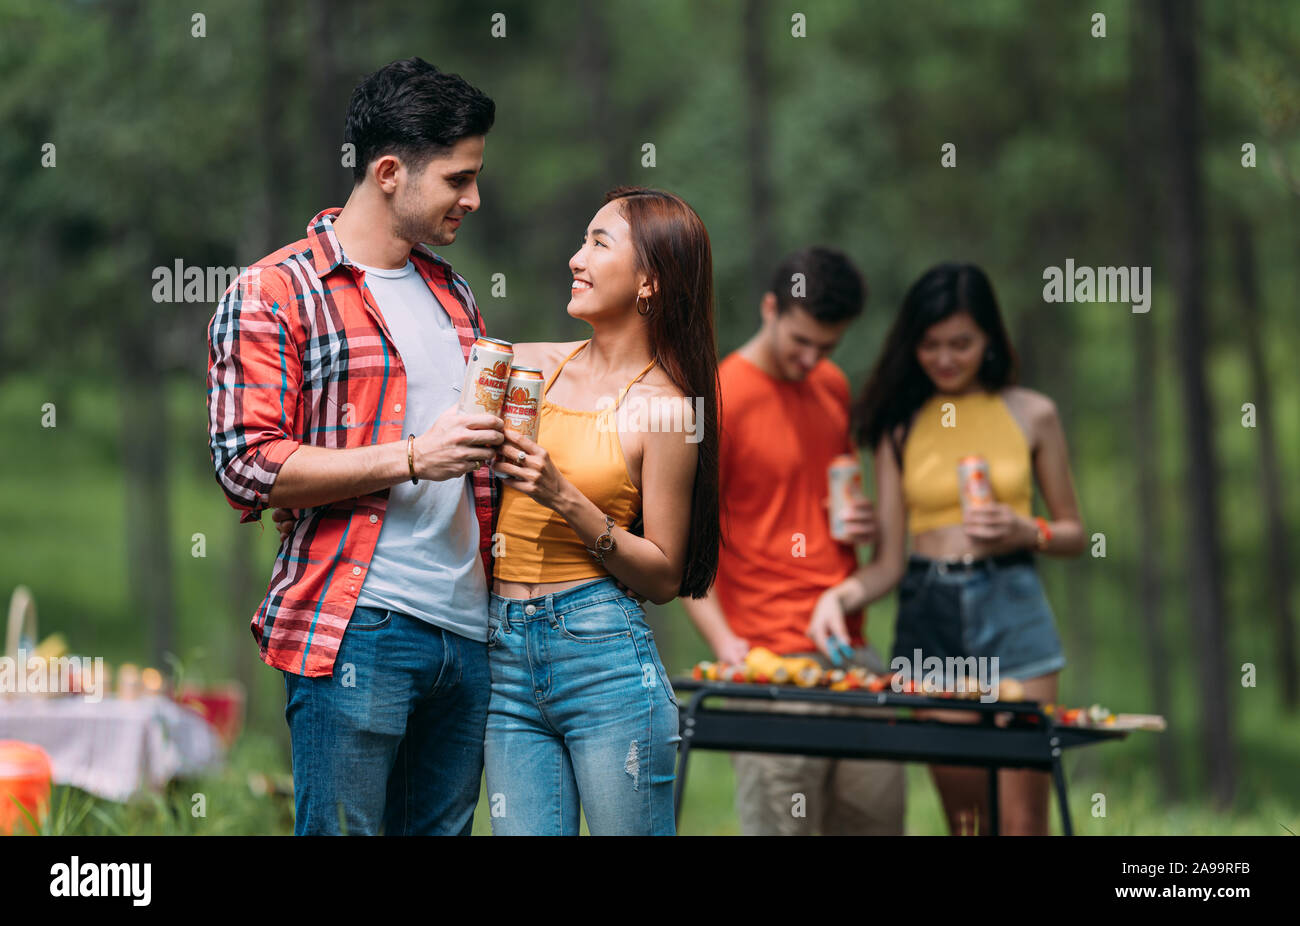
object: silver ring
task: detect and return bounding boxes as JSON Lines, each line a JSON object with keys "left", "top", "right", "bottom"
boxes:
{"left": 517, "top": 451, "right": 526, "bottom": 465}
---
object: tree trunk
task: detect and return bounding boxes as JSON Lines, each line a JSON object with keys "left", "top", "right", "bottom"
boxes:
{"left": 1128, "top": 0, "right": 1180, "bottom": 798}
{"left": 577, "top": 0, "right": 621, "bottom": 186}
{"left": 743, "top": 0, "right": 774, "bottom": 314}
{"left": 1157, "top": 0, "right": 1236, "bottom": 805}
{"left": 106, "top": 6, "right": 176, "bottom": 670}
{"left": 1231, "top": 215, "right": 1298, "bottom": 711}
{"left": 309, "top": 0, "right": 349, "bottom": 212}
{"left": 118, "top": 304, "right": 176, "bottom": 668}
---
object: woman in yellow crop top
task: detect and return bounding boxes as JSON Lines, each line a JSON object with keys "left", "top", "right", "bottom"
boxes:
{"left": 482, "top": 187, "right": 719, "bottom": 835}
{"left": 809, "top": 263, "right": 1085, "bottom": 836}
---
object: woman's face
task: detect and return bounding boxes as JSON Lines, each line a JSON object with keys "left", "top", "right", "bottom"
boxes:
{"left": 567, "top": 200, "right": 651, "bottom": 321}
{"left": 916, "top": 310, "right": 990, "bottom": 394}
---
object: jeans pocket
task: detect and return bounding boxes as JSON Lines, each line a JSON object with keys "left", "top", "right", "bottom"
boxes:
{"left": 347, "top": 606, "right": 392, "bottom": 632}
{"left": 556, "top": 600, "right": 633, "bottom": 644}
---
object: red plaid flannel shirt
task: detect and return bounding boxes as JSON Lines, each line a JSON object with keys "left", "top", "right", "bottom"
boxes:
{"left": 206, "top": 208, "right": 499, "bottom": 677}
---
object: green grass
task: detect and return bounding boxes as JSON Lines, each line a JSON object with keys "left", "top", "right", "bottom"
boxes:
{"left": 9, "top": 740, "right": 1292, "bottom": 835}
{"left": 2, "top": 373, "right": 1298, "bottom": 834}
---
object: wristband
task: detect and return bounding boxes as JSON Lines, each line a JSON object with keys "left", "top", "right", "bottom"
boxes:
{"left": 408, "top": 434, "right": 418, "bottom": 485}
{"left": 1034, "top": 516, "right": 1051, "bottom": 551}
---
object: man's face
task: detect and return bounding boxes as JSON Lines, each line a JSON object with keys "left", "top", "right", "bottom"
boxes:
{"left": 390, "top": 134, "right": 485, "bottom": 247}
{"left": 761, "top": 298, "right": 853, "bottom": 381}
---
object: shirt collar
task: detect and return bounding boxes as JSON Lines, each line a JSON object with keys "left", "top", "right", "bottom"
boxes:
{"left": 306, "top": 207, "right": 452, "bottom": 277}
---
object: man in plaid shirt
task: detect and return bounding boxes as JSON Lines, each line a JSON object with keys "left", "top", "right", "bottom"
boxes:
{"left": 206, "top": 58, "right": 503, "bottom": 835}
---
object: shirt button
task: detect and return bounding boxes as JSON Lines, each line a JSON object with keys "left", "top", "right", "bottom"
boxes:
{"left": 369, "top": 514, "right": 378, "bottom": 523}
{"left": 352, "top": 566, "right": 362, "bottom": 576}
{"left": 394, "top": 403, "right": 402, "bottom": 413}
{"left": 524, "top": 604, "right": 537, "bottom": 616}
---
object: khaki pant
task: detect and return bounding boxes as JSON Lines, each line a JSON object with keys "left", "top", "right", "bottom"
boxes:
{"left": 726, "top": 646, "right": 906, "bottom": 836}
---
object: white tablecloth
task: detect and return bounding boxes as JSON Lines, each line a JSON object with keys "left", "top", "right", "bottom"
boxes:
{"left": 0, "top": 694, "right": 224, "bottom": 802}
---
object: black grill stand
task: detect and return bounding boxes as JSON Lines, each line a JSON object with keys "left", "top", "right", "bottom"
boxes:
{"left": 672, "top": 679, "right": 1126, "bottom": 836}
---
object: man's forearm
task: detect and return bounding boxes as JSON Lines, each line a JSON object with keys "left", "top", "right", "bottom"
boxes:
{"left": 266, "top": 440, "right": 411, "bottom": 510}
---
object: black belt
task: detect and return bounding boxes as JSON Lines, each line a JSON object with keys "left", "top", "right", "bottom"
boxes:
{"left": 907, "top": 549, "right": 1035, "bottom": 574}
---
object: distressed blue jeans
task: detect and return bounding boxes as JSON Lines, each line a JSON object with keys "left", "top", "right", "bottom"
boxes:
{"left": 282, "top": 606, "right": 490, "bottom": 835}
{"left": 484, "top": 577, "right": 681, "bottom": 835}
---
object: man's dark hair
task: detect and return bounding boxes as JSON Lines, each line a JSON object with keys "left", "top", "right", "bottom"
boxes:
{"left": 769, "top": 246, "right": 867, "bottom": 324}
{"left": 344, "top": 57, "right": 495, "bottom": 183}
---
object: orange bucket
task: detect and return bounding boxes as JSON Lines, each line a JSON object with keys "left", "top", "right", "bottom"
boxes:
{"left": 0, "top": 741, "right": 52, "bottom": 835}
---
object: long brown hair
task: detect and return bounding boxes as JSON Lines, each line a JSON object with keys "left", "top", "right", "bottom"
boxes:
{"left": 853, "top": 263, "right": 1019, "bottom": 462}
{"left": 605, "top": 186, "right": 720, "bottom": 598}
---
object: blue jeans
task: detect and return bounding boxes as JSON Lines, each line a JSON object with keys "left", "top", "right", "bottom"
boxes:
{"left": 484, "top": 577, "right": 681, "bottom": 835}
{"left": 892, "top": 554, "right": 1067, "bottom": 680}
{"left": 282, "top": 606, "right": 490, "bottom": 835}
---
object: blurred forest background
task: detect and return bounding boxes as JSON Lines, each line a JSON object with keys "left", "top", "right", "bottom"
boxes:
{"left": 2, "top": 0, "right": 1298, "bottom": 834}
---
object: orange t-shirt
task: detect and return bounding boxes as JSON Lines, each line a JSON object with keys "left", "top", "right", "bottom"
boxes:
{"left": 714, "top": 352, "right": 865, "bottom": 655}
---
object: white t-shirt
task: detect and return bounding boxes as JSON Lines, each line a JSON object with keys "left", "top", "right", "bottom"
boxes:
{"left": 352, "top": 258, "right": 487, "bottom": 641}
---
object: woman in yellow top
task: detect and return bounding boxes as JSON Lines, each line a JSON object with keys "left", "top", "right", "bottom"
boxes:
{"left": 484, "top": 187, "right": 719, "bottom": 835}
{"left": 808, "top": 263, "right": 1085, "bottom": 836}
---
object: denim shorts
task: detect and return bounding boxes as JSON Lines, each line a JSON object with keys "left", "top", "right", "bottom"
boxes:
{"left": 484, "top": 576, "right": 680, "bottom": 835}
{"left": 892, "top": 554, "right": 1066, "bottom": 681}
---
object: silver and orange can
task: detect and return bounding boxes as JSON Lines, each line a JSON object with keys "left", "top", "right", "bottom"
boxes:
{"left": 957, "top": 455, "right": 994, "bottom": 514}
{"left": 828, "top": 454, "right": 862, "bottom": 542}
{"left": 460, "top": 337, "right": 514, "bottom": 417}
{"left": 502, "top": 367, "right": 543, "bottom": 441}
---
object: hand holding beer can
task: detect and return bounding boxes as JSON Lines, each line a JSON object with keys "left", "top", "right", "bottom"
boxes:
{"left": 459, "top": 337, "right": 514, "bottom": 418}
{"left": 957, "top": 455, "right": 994, "bottom": 516}
{"left": 828, "top": 454, "right": 863, "bottom": 543}
{"left": 501, "top": 367, "right": 543, "bottom": 442}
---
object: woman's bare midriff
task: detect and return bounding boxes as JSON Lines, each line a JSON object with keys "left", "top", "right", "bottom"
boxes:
{"left": 910, "top": 524, "right": 1028, "bottom": 560}
{"left": 493, "top": 577, "right": 605, "bottom": 600}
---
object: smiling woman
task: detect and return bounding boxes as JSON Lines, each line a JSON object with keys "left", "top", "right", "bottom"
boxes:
{"left": 483, "top": 186, "right": 720, "bottom": 836}
{"left": 808, "top": 262, "right": 1087, "bottom": 836}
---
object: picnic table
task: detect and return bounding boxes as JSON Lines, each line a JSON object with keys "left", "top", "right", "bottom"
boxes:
{"left": 0, "top": 693, "right": 224, "bottom": 802}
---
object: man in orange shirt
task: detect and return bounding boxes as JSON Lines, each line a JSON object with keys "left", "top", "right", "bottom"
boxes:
{"left": 682, "top": 247, "right": 905, "bottom": 835}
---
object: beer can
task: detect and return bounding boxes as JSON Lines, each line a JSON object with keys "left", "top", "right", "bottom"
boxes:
{"left": 828, "top": 454, "right": 862, "bottom": 542}
{"left": 502, "top": 367, "right": 543, "bottom": 441}
{"left": 459, "top": 337, "right": 514, "bottom": 417}
{"left": 957, "top": 455, "right": 994, "bottom": 515}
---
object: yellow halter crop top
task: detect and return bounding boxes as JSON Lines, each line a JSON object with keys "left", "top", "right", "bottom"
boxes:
{"left": 494, "top": 341, "right": 657, "bottom": 582}
{"left": 901, "top": 390, "right": 1034, "bottom": 535}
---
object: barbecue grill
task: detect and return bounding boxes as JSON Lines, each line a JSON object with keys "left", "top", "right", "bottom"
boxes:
{"left": 672, "top": 678, "right": 1135, "bottom": 835}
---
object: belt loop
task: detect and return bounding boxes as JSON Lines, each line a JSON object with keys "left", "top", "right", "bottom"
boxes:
{"left": 500, "top": 602, "right": 512, "bottom": 632}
